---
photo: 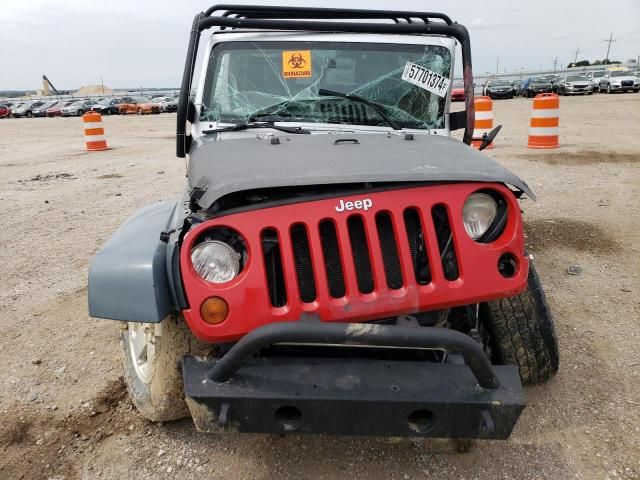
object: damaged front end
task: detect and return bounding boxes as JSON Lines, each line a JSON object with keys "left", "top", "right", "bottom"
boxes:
{"left": 177, "top": 179, "right": 529, "bottom": 438}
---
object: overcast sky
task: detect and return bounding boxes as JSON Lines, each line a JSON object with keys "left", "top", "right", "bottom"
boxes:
{"left": 1, "top": 0, "right": 638, "bottom": 90}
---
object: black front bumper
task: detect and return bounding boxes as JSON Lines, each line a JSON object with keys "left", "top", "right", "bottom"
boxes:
{"left": 183, "top": 322, "right": 525, "bottom": 439}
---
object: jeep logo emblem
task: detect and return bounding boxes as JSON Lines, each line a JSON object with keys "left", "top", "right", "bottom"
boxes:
{"left": 335, "top": 198, "right": 373, "bottom": 212}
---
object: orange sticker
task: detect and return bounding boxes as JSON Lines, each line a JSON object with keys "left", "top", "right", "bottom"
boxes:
{"left": 282, "top": 50, "right": 312, "bottom": 79}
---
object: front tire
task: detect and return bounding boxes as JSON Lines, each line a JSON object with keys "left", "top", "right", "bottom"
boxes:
{"left": 481, "top": 262, "right": 559, "bottom": 385}
{"left": 121, "top": 316, "right": 194, "bottom": 422}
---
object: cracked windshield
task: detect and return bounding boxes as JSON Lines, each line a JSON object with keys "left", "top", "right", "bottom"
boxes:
{"left": 200, "top": 41, "right": 452, "bottom": 130}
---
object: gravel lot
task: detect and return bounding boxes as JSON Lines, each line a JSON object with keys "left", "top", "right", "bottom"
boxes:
{"left": 1, "top": 93, "right": 639, "bottom": 480}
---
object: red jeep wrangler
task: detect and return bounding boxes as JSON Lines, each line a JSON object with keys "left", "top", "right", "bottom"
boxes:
{"left": 89, "top": 5, "right": 558, "bottom": 440}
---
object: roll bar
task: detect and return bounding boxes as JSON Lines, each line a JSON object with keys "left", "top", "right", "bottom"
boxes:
{"left": 177, "top": 5, "right": 475, "bottom": 157}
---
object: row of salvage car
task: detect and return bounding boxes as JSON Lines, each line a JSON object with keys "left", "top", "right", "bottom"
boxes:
{"left": 0, "top": 95, "right": 178, "bottom": 118}
{"left": 450, "top": 67, "right": 639, "bottom": 101}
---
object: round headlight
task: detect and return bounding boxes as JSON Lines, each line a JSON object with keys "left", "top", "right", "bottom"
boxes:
{"left": 191, "top": 240, "right": 241, "bottom": 283}
{"left": 463, "top": 193, "right": 498, "bottom": 240}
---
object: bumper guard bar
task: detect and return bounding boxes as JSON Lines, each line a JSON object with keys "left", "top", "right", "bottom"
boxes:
{"left": 206, "top": 321, "right": 499, "bottom": 389}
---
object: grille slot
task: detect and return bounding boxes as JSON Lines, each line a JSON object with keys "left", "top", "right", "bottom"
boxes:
{"left": 347, "top": 215, "right": 375, "bottom": 294}
{"left": 431, "top": 205, "right": 460, "bottom": 281}
{"left": 319, "top": 220, "right": 346, "bottom": 298}
{"left": 290, "top": 224, "right": 317, "bottom": 303}
{"left": 403, "top": 208, "right": 431, "bottom": 285}
{"left": 261, "top": 229, "right": 287, "bottom": 307}
{"left": 375, "top": 212, "right": 403, "bottom": 290}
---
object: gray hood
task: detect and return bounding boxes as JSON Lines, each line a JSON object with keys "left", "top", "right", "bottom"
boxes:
{"left": 188, "top": 133, "right": 534, "bottom": 209}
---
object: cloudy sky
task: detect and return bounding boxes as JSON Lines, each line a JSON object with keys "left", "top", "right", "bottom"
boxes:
{"left": 1, "top": 0, "right": 638, "bottom": 90}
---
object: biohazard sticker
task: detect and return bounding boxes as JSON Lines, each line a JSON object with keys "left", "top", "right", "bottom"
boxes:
{"left": 401, "top": 62, "right": 450, "bottom": 97}
{"left": 282, "top": 50, "right": 312, "bottom": 79}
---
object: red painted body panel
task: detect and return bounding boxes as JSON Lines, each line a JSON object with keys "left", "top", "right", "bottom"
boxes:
{"left": 180, "top": 183, "right": 528, "bottom": 343}
{"left": 451, "top": 88, "right": 466, "bottom": 101}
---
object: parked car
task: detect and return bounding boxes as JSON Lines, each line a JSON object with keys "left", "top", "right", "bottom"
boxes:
{"left": 157, "top": 96, "right": 179, "bottom": 112}
{"left": 12, "top": 101, "right": 45, "bottom": 118}
{"left": 46, "top": 100, "right": 75, "bottom": 117}
{"left": 61, "top": 99, "right": 95, "bottom": 117}
{"left": 541, "top": 74, "right": 560, "bottom": 93}
{"left": 511, "top": 80, "right": 522, "bottom": 96}
{"left": 32, "top": 100, "right": 60, "bottom": 117}
{"left": 557, "top": 75, "right": 593, "bottom": 95}
{"left": 450, "top": 81, "right": 465, "bottom": 102}
{"left": 89, "top": 5, "right": 559, "bottom": 441}
{"left": 118, "top": 97, "right": 162, "bottom": 115}
{"left": 521, "top": 78, "right": 553, "bottom": 97}
{"left": 588, "top": 70, "right": 607, "bottom": 92}
{"left": 598, "top": 69, "right": 640, "bottom": 93}
{"left": 0, "top": 104, "right": 11, "bottom": 118}
{"left": 91, "top": 98, "right": 126, "bottom": 115}
{"left": 483, "top": 79, "right": 513, "bottom": 99}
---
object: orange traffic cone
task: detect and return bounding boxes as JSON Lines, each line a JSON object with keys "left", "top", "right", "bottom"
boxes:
{"left": 527, "top": 93, "right": 559, "bottom": 149}
{"left": 82, "top": 111, "right": 108, "bottom": 151}
{"left": 472, "top": 96, "right": 494, "bottom": 149}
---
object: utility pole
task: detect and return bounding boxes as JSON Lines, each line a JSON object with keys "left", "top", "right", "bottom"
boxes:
{"left": 573, "top": 46, "right": 581, "bottom": 64}
{"left": 496, "top": 56, "right": 499, "bottom": 74}
{"left": 604, "top": 33, "right": 615, "bottom": 64}
{"left": 553, "top": 56, "right": 558, "bottom": 72}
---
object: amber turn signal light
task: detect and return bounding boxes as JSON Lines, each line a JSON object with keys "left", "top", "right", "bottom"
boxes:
{"left": 200, "top": 296, "right": 229, "bottom": 324}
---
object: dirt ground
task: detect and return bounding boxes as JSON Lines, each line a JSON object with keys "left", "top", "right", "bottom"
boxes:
{"left": 1, "top": 93, "right": 639, "bottom": 480}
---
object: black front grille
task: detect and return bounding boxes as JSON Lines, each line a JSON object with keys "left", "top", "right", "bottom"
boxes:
{"left": 261, "top": 204, "right": 460, "bottom": 306}
{"left": 621, "top": 80, "right": 634, "bottom": 87}
{"left": 431, "top": 205, "right": 459, "bottom": 281}
{"left": 261, "top": 229, "right": 287, "bottom": 307}
{"left": 347, "top": 215, "right": 375, "bottom": 294}
{"left": 291, "top": 224, "right": 317, "bottom": 303}
{"left": 319, "top": 220, "right": 346, "bottom": 298}
{"left": 375, "top": 212, "right": 403, "bottom": 290}
{"left": 403, "top": 208, "right": 431, "bottom": 285}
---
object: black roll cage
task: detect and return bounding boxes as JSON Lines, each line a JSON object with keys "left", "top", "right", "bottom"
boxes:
{"left": 176, "top": 5, "right": 475, "bottom": 158}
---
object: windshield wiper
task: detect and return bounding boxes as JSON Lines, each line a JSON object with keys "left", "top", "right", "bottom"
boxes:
{"left": 318, "top": 89, "right": 401, "bottom": 130}
{"left": 202, "top": 121, "right": 310, "bottom": 135}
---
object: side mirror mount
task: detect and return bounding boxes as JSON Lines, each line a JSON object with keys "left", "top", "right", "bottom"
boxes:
{"left": 478, "top": 125, "right": 502, "bottom": 151}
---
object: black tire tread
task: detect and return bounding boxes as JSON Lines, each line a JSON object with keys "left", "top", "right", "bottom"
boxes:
{"left": 481, "top": 262, "right": 559, "bottom": 385}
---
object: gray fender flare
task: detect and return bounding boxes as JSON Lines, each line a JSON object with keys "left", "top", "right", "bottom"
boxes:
{"left": 88, "top": 200, "right": 177, "bottom": 322}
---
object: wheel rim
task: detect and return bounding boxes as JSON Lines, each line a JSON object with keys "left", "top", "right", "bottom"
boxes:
{"left": 128, "top": 322, "right": 156, "bottom": 384}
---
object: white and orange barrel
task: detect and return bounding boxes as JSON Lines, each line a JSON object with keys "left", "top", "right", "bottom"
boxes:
{"left": 527, "top": 93, "right": 559, "bottom": 149}
{"left": 472, "top": 96, "right": 494, "bottom": 149}
{"left": 82, "top": 111, "right": 108, "bottom": 151}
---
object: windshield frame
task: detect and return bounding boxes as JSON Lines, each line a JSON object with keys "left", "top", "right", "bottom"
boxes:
{"left": 193, "top": 35, "right": 456, "bottom": 136}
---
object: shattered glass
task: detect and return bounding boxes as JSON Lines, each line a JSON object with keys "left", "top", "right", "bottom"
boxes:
{"left": 200, "top": 41, "right": 451, "bottom": 130}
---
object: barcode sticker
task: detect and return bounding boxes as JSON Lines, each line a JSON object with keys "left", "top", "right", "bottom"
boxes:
{"left": 401, "top": 62, "right": 450, "bottom": 97}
